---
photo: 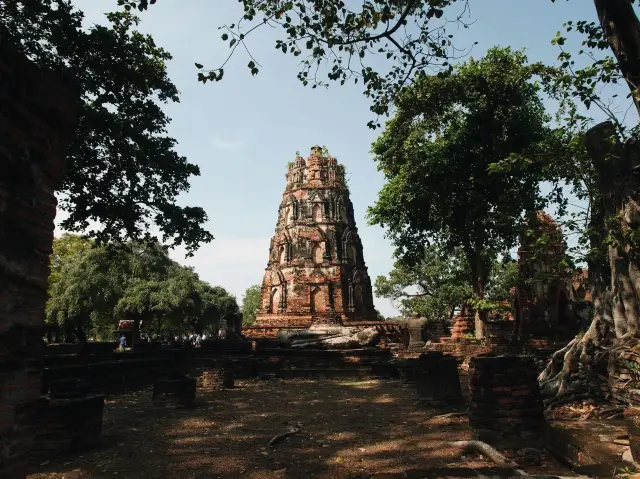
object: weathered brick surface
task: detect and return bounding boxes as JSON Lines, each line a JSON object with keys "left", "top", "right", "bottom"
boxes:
{"left": 426, "top": 340, "right": 493, "bottom": 363}
{"left": 31, "top": 395, "right": 105, "bottom": 461}
{"left": 0, "top": 30, "right": 79, "bottom": 479}
{"left": 255, "top": 147, "right": 378, "bottom": 328}
{"left": 516, "top": 212, "right": 581, "bottom": 338}
{"left": 449, "top": 314, "right": 475, "bottom": 340}
{"left": 469, "top": 355, "right": 545, "bottom": 448}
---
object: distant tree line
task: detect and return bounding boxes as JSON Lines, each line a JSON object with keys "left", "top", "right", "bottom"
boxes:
{"left": 47, "top": 234, "right": 240, "bottom": 342}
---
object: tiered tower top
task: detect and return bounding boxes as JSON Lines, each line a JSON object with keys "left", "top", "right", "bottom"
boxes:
{"left": 284, "top": 145, "right": 346, "bottom": 191}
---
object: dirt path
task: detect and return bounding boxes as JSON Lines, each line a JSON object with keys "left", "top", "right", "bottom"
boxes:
{"left": 28, "top": 379, "right": 573, "bottom": 478}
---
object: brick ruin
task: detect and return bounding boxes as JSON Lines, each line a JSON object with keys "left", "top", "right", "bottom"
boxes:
{"left": 413, "top": 211, "right": 589, "bottom": 365}
{"left": 516, "top": 211, "right": 581, "bottom": 340}
{"left": 250, "top": 146, "right": 379, "bottom": 334}
{"left": 0, "top": 32, "right": 79, "bottom": 478}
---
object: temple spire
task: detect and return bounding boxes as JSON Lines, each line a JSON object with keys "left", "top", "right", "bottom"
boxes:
{"left": 255, "top": 146, "right": 377, "bottom": 328}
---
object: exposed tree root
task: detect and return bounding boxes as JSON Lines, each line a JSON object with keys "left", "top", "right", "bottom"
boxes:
{"left": 536, "top": 121, "right": 640, "bottom": 406}
{"left": 432, "top": 411, "right": 467, "bottom": 420}
{"left": 449, "top": 440, "right": 518, "bottom": 468}
{"left": 268, "top": 426, "right": 300, "bottom": 447}
{"left": 537, "top": 334, "right": 609, "bottom": 405}
{"left": 450, "top": 441, "right": 591, "bottom": 478}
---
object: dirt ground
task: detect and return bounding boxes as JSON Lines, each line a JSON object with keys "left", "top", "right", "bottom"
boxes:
{"left": 28, "top": 378, "right": 577, "bottom": 479}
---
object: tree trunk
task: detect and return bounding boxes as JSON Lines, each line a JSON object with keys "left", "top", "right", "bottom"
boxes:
{"left": 513, "top": 293, "right": 521, "bottom": 343}
{"left": 132, "top": 318, "right": 141, "bottom": 346}
{"left": 469, "top": 251, "right": 489, "bottom": 339}
{"left": 594, "top": 0, "right": 640, "bottom": 116}
{"left": 539, "top": 121, "right": 640, "bottom": 403}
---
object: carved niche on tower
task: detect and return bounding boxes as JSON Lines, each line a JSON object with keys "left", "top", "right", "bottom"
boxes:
{"left": 348, "top": 268, "right": 363, "bottom": 313}
{"left": 268, "top": 269, "right": 287, "bottom": 313}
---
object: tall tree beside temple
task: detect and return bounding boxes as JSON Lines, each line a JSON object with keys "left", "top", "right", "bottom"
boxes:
{"left": 492, "top": 3, "right": 640, "bottom": 401}
{"left": 367, "top": 47, "right": 550, "bottom": 338}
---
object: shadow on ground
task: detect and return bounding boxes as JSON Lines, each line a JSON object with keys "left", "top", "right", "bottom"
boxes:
{"left": 27, "top": 379, "right": 573, "bottom": 479}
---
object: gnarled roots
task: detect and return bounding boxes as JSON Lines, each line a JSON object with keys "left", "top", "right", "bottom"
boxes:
{"left": 538, "top": 335, "right": 610, "bottom": 406}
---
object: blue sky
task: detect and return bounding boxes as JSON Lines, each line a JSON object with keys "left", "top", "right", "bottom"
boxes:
{"left": 61, "top": 0, "right": 618, "bottom": 317}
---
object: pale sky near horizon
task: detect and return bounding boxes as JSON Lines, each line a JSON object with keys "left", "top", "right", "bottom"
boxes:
{"left": 57, "top": 1, "right": 631, "bottom": 317}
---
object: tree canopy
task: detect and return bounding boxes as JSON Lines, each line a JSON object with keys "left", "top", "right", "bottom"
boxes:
{"left": 374, "top": 244, "right": 470, "bottom": 322}
{"left": 241, "top": 284, "right": 262, "bottom": 326}
{"left": 375, "top": 244, "right": 518, "bottom": 322}
{"left": 367, "top": 47, "right": 549, "bottom": 336}
{"left": 48, "top": 233, "right": 93, "bottom": 296}
{"left": 46, "top": 236, "right": 238, "bottom": 341}
{"left": 1, "top": 1, "right": 212, "bottom": 254}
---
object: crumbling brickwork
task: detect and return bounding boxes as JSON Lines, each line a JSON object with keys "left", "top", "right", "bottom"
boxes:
{"left": 0, "top": 32, "right": 79, "bottom": 478}
{"left": 516, "top": 211, "right": 578, "bottom": 339}
{"left": 254, "top": 146, "right": 378, "bottom": 328}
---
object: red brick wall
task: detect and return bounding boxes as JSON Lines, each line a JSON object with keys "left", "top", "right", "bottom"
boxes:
{"left": 0, "top": 33, "right": 79, "bottom": 478}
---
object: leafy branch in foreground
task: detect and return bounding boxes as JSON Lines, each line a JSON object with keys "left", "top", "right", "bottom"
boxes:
{"left": 2, "top": 1, "right": 212, "bottom": 254}
{"left": 211, "top": 0, "right": 478, "bottom": 128}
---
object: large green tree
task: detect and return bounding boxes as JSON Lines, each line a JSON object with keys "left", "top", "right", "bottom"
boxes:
{"left": 1, "top": 1, "right": 212, "bottom": 253}
{"left": 375, "top": 245, "right": 518, "bottom": 323}
{"left": 524, "top": 14, "right": 640, "bottom": 401}
{"left": 47, "top": 236, "right": 240, "bottom": 341}
{"left": 374, "top": 244, "right": 471, "bottom": 322}
{"left": 114, "top": 265, "right": 238, "bottom": 338}
{"left": 47, "top": 240, "right": 174, "bottom": 341}
{"left": 241, "top": 284, "right": 262, "bottom": 326}
{"left": 368, "top": 47, "right": 549, "bottom": 337}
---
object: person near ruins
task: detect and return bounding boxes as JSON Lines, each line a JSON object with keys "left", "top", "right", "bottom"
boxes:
{"left": 118, "top": 334, "right": 126, "bottom": 351}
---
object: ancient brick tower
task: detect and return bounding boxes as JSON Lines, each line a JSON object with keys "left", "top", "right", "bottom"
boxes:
{"left": 254, "top": 146, "right": 378, "bottom": 329}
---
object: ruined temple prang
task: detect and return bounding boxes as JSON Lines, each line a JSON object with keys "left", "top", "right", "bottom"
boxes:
{"left": 255, "top": 146, "right": 378, "bottom": 328}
